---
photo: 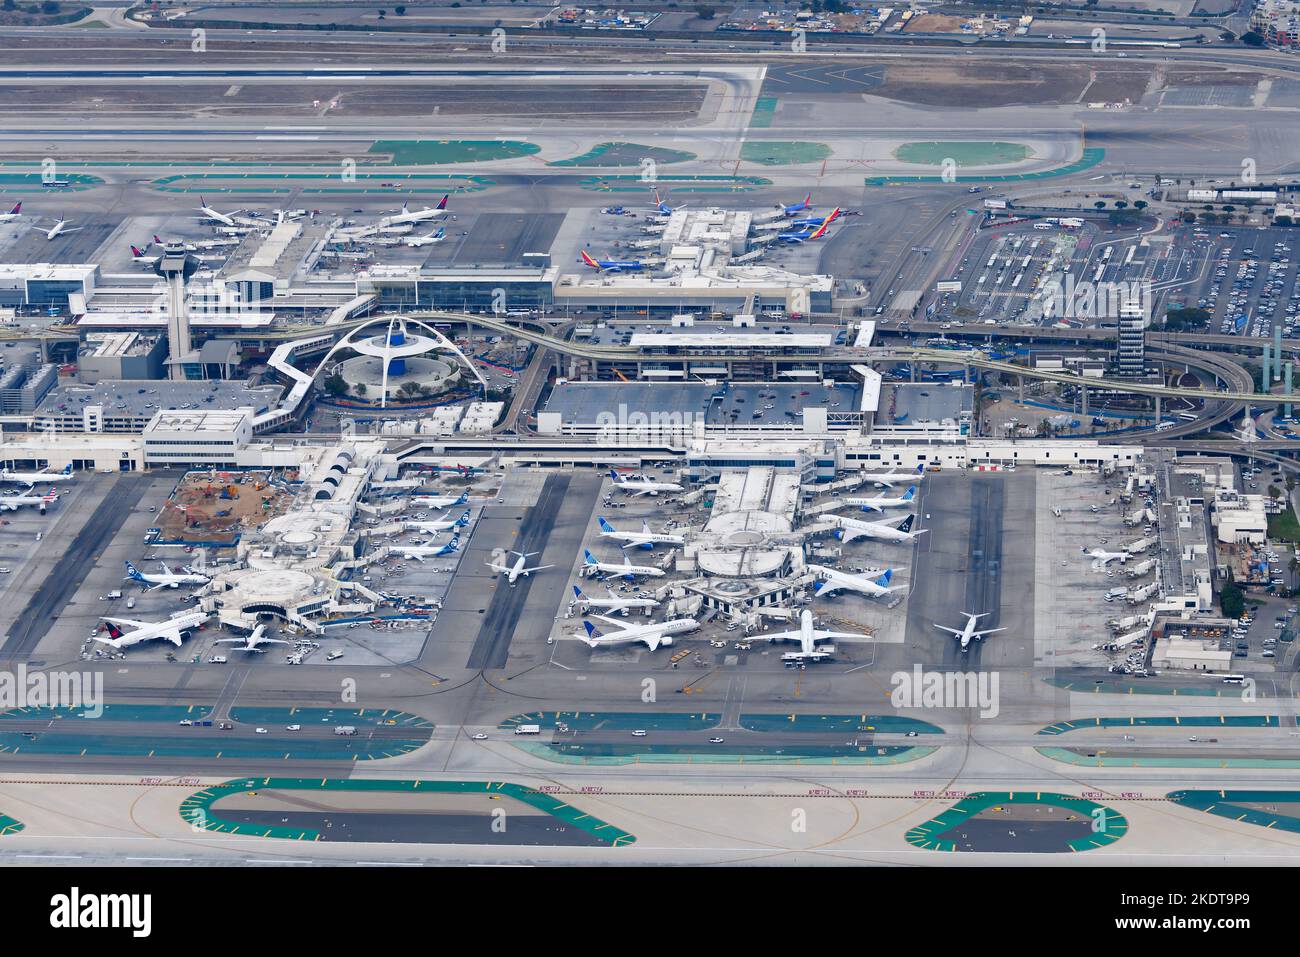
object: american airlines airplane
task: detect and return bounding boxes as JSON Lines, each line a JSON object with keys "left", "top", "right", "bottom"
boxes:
{"left": 844, "top": 485, "right": 916, "bottom": 513}
{"left": 596, "top": 517, "right": 685, "bottom": 550}
{"left": 124, "top": 560, "right": 210, "bottom": 590}
{"left": 810, "top": 566, "right": 903, "bottom": 600}
{"left": 577, "top": 615, "right": 697, "bottom": 652}
{"left": 391, "top": 533, "right": 460, "bottom": 562}
{"left": 582, "top": 548, "right": 666, "bottom": 579}
{"left": 757, "top": 609, "right": 873, "bottom": 664}
{"left": 410, "top": 490, "right": 469, "bottom": 509}
{"left": 571, "top": 584, "right": 659, "bottom": 616}
{"left": 405, "top": 508, "right": 472, "bottom": 533}
{"left": 0, "top": 463, "right": 74, "bottom": 486}
{"left": 607, "top": 469, "right": 683, "bottom": 498}
{"left": 94, "top": 611, "right": 209, "bottom": 650}
{"left": 0, "top": 488, "right": 59, "bottom": 513}
{"left": 215, "top": 624, "right": 292, "bottom": 654}
{"left": 486, "top": 550, "right": 553, "bottom": 585}
{"left": 856, "top": 464, "right": 926, "bottom": 489}
{"left": 833, "top": 513, "right": 927, "bottom": 544}
{"left": 936, "top": 612, "right": 1006, "bottom": 651}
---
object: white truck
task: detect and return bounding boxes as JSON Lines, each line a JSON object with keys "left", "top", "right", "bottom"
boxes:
{"left": 513, "top": 724, "right": 541, "bottom": 736}
{"left": 1126, "top": 558, "right": 1157, "bottom": 579}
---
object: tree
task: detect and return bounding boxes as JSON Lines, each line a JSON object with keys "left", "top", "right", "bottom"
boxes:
{"left": 1220, "top": 582, "right": 1245, "bottom": 620}
{"left": 356, "top": 383, "right": 367, "bottom": 397}
{"left": 1134, "top": 200, "right": 1148, "bottom": 210}
{"left": 1114, "top": 200, "right": 1128, "bottom": 209}
{"left": 323, "top": 373, "right": 348, "bottom": 397}
{"left": 40, "top": 0, "right": 59, "bottom": 12}
{"left": 394, "top": 4, "right": 406, "bottom": 13}
{"left": 1094, "top": 200, "right": 1106, "bottom": 210}
{"left": 696, "top": 4, "right": 715, "bottom": 18}
{"left": 1242, "top": 30, "right": 1265, "bottom": 47}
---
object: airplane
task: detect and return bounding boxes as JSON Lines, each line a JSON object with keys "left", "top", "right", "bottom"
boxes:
{"left": 0, "top": 488, "right": 58, "bottom": 513}
{"left": 486, "top": 550, "right": 553, "bottom": 585}
{"left": 124, "top": 560, "right": 210, "bottom": 591}
{"left": 410, "top": 490, "right": 469, "bottom": 509}
{"left": 857, "top": 464, "right": 926, "bottom": 489}
{"left": 1082, "top": 546, "right": 1129, "bottom": 567}
{"left": 652, "top": 188, "right": 684, "bottom": 216}
{"left": 596, "top": 516, "right": 684, "bottom": 550}
{"left": 33, "top": 216, "right": 79, "bottom": 240}
{"left": 606, "top": 468, "right": 683, "bottom": 497}
{"left": 214, "top": 624, "right": 292, "bottom": 654}
{"left": 832, "top": 513, "right": 927, "bottom": 545}
{"left": 580, "top": 250, "right": 646, "bottom": 273}
{"left": 844, "top": 485, "right": 916, "bottom": 513}
{"left": 936, "top": 611, "right": 1006, "bottom": 652}
{"left": 0, "top": 463, "right": 74, "bottom": 486}
{"left": 94, "top": 611, "right": 209, "bottom": 650}
{"left": 582, "top": 548, "right": 666, "bottom": 579}
{"left": 576, "top": 615, "right": 697, "bottom": 652}
{"left": 390, "top": 533, "right": 460, "bottom": 562}
{"left": 383, "top": 194, "right": 449, "bottom": 228}
{"left": 403, "top": 227, "right": 446, "bottom": 248}
{"left": 755, "top": 609, "right": 872, "bottom": 664}
{"left": 195, "top": 196, "right": 246, "bottom": 227}
{"left": 788, "top": 209, "right": 840, "bottom": 229}
{"left": 153, "top": 234, "right": 240, "bottom": 251}
{"left": 0, "top": 202, "right": 20, "bottom": 223}
{"left": 775, "top": 209, "right": 838, "bottom": 244}
{"left": 129, "top": 245, "right": 160, "bottom": 265}
{"left": 779, "top": 193, "right": 814, "bottom": 217}
{"left": 404, "top": 508, "right": 472, "bottom": 533}
{"left": 571, "top": 584, "right": 659, "bottom": 616}
{"left": 810, "top": 566, "right": 903, "bottom": 600}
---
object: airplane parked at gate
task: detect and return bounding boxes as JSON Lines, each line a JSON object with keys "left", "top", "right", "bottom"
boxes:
{"left": 832, "top": 513, "right": 927, "bottom": 545}
{"left": 809, "top": 566, "right": 903, "bottom": 600}
{"left": 756, "top": 609, "right": 873, "bottom": 664}
{"left": 124, "top": 561, "right": 210, "bottom": 590}
{"left": 607, "top": 469, "right": 683, "bottom": 497}
{"left": 215, "top": 624, "right": 292, "bottom": 654}
{"left": 0, "top": 488, "right": 59, "bottom": 513}
{"left": 844, "top": 485, "right": 916, "bottom": 513}
{"left": 597, "top": 517, "right": 684, "bottom": 550}
{"left": 571, "top": 584, "right": 659, "bottom": 616}
{"left": 582, "top": 548, "right": 666, "bottom": 579}
{"left": 0, "top": 463, "right": 74, "bottom": 486}
{"left": 576, "top": 615, "right": 697, "bottom": 652}
{"left": 95, "top": 611, "right": 209, "bottom": 650}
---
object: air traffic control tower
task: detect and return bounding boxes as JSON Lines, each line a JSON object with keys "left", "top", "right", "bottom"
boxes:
{"left": 155, "top": 245, "right": 198, "bottom": 381}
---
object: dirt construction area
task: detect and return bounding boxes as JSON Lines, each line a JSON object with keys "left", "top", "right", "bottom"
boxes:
{"left": 158, "top": 470, "right": 299, "bottom": 545}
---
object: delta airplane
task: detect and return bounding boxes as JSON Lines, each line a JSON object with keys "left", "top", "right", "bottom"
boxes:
{"left": 1083, "top": 546, "right": 1129, "bottom": 568}
{"left": 0, "top": 488, "right": 58, "bottom": 512}
{"left": 405, "top": 508, "right": 472, "bottom": 533}
{"left": 410, "top": 490, "right": 469, "bottom": 509}
{"left": 757, "top": 609, "right": 873, "bottom": 664}
{"left": 391, "top": 533, "right": 460, "bottom": 562}
{"left": 582, "top": 548, "right": 666, "bottom": 579}
{"left": 580, "top": 250, "right": 647, "bottom": 273}
{"left": 403, "top": 228, "right": 446, "bottom": 248}
{"left": 858, "top": 464, "right": 926, "bottom": 489}
{"left": 844, "top": 485, "right": 916, "bottom": 513}
{"left": 607, "top": 468, "right": 683, "bottom": 497}
{"left": 0, "top": 202, "right": 20, "bottom": 223}
{"left": 153, "top": 234, "right": 240, "bottom": 251}
{"left": 94, "top": 611, "right": 209, "bottom": 650}
{"left": 571, "top": 584, "right": 659, "bottom": 616}
{"left": 129, "top": 245, "right": 160, "bottom": 265}
{"left": 124, "top": 560, "right": 210, "bottom": 590}
{"left": 832, "top": 513, "right": 927, "bottom": 545}
{"left": 809, "top": 566, "right": 903, "bottom": 600}
{"left": 486, "top": 550, "right": 553, "bottom": 585}
{"left": 779, "top": 193, "right": 814, "bottom": 216}
{"left": 383, "top": 195, "right": 449, "bottom": 228}
{"left": 215, "top": 624, "right": 292, "bottom": 654}
{"left": 577, "top": 615, "right": 697, "bottom": 652}
{"left": 936, "top": 612, "right": 1006, "bottom": 651}
{"left": 195, "top": 197, "right": 257, "bottom": 227}
{"left": 34, "top": 216, "right": 79, "bottom": 240}
{"left": 0, "top": 463, "right": 74, "bottom": 486}
{"left": 596, "top": 517, "right": 685, "bottom": 550}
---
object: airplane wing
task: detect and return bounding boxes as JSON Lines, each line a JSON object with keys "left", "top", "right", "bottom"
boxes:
{"left": 934, "top": 625, "right": 965, "bottom": 635}
{"left": 640, "top": 632, "right": 666, "bottom": 651}
{"left": 527, "top": 564, "right": 556, "bottom": 574}
{"left": 758, "top": 628, "right": 803, "bottom": 644}
{"left": 101, "top": 617, "right": 149, "bottom": 629}
{"left": 592, "top": 613, "right": 633, "bottom": 626}
{"left": 160, "top": 629, "right": 185, "bottom": 647}
{"left": 973, "top": 627, "right": 1008, "bottom": 638}
{"left": 815, "top": 630, "right": 874, "bottom": 642}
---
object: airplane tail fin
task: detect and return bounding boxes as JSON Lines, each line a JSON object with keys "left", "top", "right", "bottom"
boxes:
{"left": 896, "top": 515, "right": 915, "bottom": 533}
{"left": 124, "top": 561, "right": 143, "bottom": 580}
{"left": 598, "top": 517, "right": 615, "bottom": 533}
{"left": 572, "top": 584, "right": 585, "bottom": 600}
{"left": 436, "top": 193, "right": 449, "bottom": 210}
{"left": 580, "top": 250, "right": 601, "bottom": 269}
{"left": 916, "top": 464, "right": 925, "bottom": 474}
{"left": 903, "top": 486, "right": 916, "bottom": 501}
{"left": 875, "top": 569, "right": 893, "bottom": 587}
{"left": 131, "top": 245, "right": 144, "bottom": 257}
{"left": 583, "top": 548, "right": 598, "bottom": 566}
{"left": 61, "top": 464, "right": 71, "bottom": 475}
{"left": 9, "top": 202, "right": 20, "bottom": 215}
{"left": 582, "top": 620, "right": 602, "bottom": 642}
{"left": 153, "top": 234, "right": 163, "bottom": 245}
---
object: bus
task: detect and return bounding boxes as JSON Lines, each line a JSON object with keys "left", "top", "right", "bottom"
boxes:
{"left": 1220, "top": 674, "right": 1246, "bottom": 684}
{"left": 1177, "top": 412, "right": 1197, "bottom": 421}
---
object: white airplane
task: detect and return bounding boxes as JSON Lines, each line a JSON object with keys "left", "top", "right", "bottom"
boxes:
{"left": 340, "top": 195, "right": 449, "bottom": 239}
{"left": 124, "top": 560, "right": 210, "bottom": 590}
{"left": 582, "top": 548, "right": 666, "bottom": 579}
{"left": 95, "top": 611, "right": 209, "bottom": 650}
{"left": 936, "top": 612, "right": 1006, "bottom": 651}
{"left": 577, "top": 615, "right": 697, "bottom": 652}
{"left": 596, "top": 517, "right": 685, "bottom": 550}
{"left": 0, "top": 488, "right": 58, "bottom": 513}
{"left": 410, "top": 490, "right": 469, "bottom": 509}
{"left": 810, "top": 566, "right": 903, "bottom": 600}
{"left": 570, "top": 584, "right": 659, "bottom": 616}
{"left": 403, "top": 227, "right": 446, "bottom": 248}
{"left": 390, "top": 533, "right": 460, "bottom": 562}
{"left": 607, "top": 468, "right": 683, "bottom": 498}
{"left": 34, "top": 216, "right": 79, "bottom": 240}
{"left": 844, "top": 485, "right": 916, "bottom": 513}
{"left": 129, "top": 244, "right": 160, "bottom": 266}
{"left": 832, "top": 513, "right": 927, "bottom": 545}
{"left": 404, "top": 507, "right": 471, "bottom": 533}
{"left": 195, "top": 196, "right": 257, "bottom": 227}
{"left": 214, "top": 624, "right": 292, "bottom": 654}
{"left": 0, "top": 463, "right": 73, "bottom": 486}
{"left": 857, "top": 464, "right": 926, "bottom": 489}
{"left": 486, "top": 550, "right": 553, "bottom": 585}
{"left": 0, "top": 202, "right": 21, "bottom": 223}
{"left": 756, "top": 609, "right": 874, "bottom": 664}
{"left": 1082, "top": 546, "right": 1129, "bottom": 568}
